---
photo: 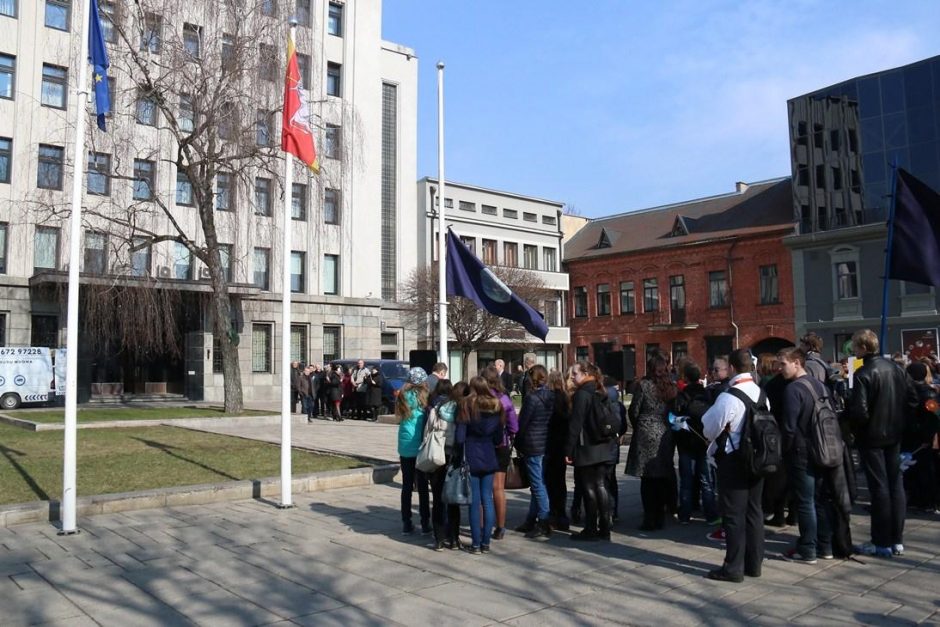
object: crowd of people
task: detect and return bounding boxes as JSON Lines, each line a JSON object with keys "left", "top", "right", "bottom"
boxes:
{"left": 289, "top": 359, "right": 385, "bottom": 422}
{"left": 390, "top": 328, "right": 939, "bottom": 581}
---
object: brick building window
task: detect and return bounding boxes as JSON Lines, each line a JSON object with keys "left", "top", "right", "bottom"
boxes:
{"left": 573, "top": 286, "right": 587, "bottom": 318}
{"left": 596, "top": 283, "right": 610, "bottom": 316}
{"left": 709, "top": 271, "right": 729, "bottom": 308}
{"left": 620, "top": 281, "right": 634, "bottom": 314}
{"left": 759, "top": 264, "right": 779, "bottom": 304}
{"left": 643, "top": 278, "right": 658, "bottom": 312}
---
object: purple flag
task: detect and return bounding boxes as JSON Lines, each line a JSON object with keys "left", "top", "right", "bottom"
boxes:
{"left": 889, "top": 169, "right": 940, "bottom": 287}
{"left": 445, "top": 229, "right": 549, "bottom": 341}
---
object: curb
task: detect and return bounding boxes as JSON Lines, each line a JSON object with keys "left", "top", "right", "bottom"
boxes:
{"left": 0, "top": 463, "right": 400, "bottom": 528}
{"left": 0, "top": 413, "right": 295, "bottom": 432}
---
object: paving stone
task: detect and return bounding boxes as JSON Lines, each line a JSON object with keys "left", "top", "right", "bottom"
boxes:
{"left": 354, "top": 591, "right": 491, "bottom": 625}
{"left": 218, "top": 577, "right": 346, "bottom": 619}
{"left": 504, "top": 606, "right": 627, "bottom": 626}
{"left": 1, "top": 588, "right": 87, "bottom": 625}
{"left": 290, "top": 604, "right": 397, "bottom": 627}
{"left": 413, "top": 580, "right": 547, "bottom": 621}
{"left": 165, "top": 588, "right": 282, "bottom": 627}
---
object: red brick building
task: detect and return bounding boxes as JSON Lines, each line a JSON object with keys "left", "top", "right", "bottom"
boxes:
{"left": 563, "top": 178, "right": 797, "bottom": 379}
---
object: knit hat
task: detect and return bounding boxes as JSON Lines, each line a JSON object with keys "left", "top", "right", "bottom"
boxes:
{"left": 408, "top": 367, "right": 428, "bottom": 385}
{"left": 907, "top": 362, "right": 928, "bottom": 382}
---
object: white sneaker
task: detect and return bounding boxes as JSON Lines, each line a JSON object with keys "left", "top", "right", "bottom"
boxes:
{"left": 892, "top": 544, "right": 904, "bottom": 556}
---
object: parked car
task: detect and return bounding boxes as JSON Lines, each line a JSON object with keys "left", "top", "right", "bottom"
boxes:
{"left": 328, "top": 359, "right": 410, "bottom": 415}
{"left": 0, "top": 347, "right": 56, "bottom": 410}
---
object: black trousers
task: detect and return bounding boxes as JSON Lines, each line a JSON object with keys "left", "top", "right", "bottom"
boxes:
{"left": 640, "top": 476, "right": 670, "bottom": 526}
{"left": 859, "top": 443, "right": 905, "bottom": 547}
{"left": 606, "top": 464, "right": 619, "bottom": 518}
{"left": 574, "top": 463, "right": 611, "bottom": 533}
{"left": 429, "top": 456, "right": 461, "bottom": 543}
{"left": 399, "top": 456, "right": 430, "bottom": 526}
{"left": 543, "top": 454, "right": 569, "bottom": 522}
{"left": 716, "top": 451, "right": 764, "bottom": 578}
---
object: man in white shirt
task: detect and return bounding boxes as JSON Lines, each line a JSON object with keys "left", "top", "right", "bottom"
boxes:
{"left": 702, "top": 348, "right": 767, "bottom": 583}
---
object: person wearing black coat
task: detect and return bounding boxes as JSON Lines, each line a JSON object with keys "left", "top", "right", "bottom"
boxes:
{"left": 514, "top": 365, "right": 554, "bottom": 539}
{"left": 565, "top": 362, "right": 613, "bottom": 541}
{"left": 673, "top": 363, "right": 719, "bottom": 525}
{"left": 904, "top": 362, "right": 940, "bottom": 511}
{"left": 544, "top": 370, "right": 572, "bottom": 530}
{"left": 365, "top": 367, "right": 385, "bottom": 421}
{"left": 324, "top": 365, "right": 344, "bottom": 422}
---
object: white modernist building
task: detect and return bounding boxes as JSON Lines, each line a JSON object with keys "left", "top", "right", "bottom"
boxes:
{"left": 416, "top": 178, "right": 571, "bottom": 380}
{"left": 0, "top": 0, "right": 417, "bottom": 403}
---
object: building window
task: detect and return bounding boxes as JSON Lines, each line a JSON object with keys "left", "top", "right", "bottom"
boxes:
{"left": 136, "top": 91, "right": 158, "bottom": 125}
{"left": 672, "top": 342, "right": 689, "bottom": 365}
{"left": 173, "top": 242, "right": 191, "bottom": 279}
{"left": 523, "top": 244, "right": 538, "bottom": 270}
{"left": 251, "top": 323, "right": 272, "bottom": 373}
{"left": 253, "top": 247, "right": 270, "bottom": 290}
{"left": 133, "top": 159, "right": 155, "bottom": 200}
{"left": 219, "top": 244, "right": 233, "bottom": 282}
{"left": 835, "top": 261, "right": 858, "bottom": 300}
{"left": 523, "top": 212, "right": 537, "bottom": 222}
{"left": 296, "top": 53, "right": 310, "bottom": 87}
{"left": 444, "top": 198, "right": 453, "bottom": 208}
{"left": 31, "top": 315, "right": 58, "bottom": 348}
{"left": 482, "top": 204, "right": 497, "bottom": 216}
{"left": 259, "top": 44, "right": 276, "bottom": 80}
{"left": 255, "top": 109, "right": 272, "bottom": 146}
{"left": 620, "top": 281, "right": 635, "bottom": 314}
{"left": 254, "top": 177, "right": 272, "bottom": 216}
{"left": 37, "top": 144, "right": 64, "bottom": 190}
{"left": 460, "top": 236, "right": 475, "bottom": 255}
{"left": 212, "top": 336, "right": 223, "bottom": 373}
{"left": 503, "top": 208, "right": 518, "bottom": 219}
{"left": 323, "top": 325, "right": 341, "bottom": 362}
{"left": 261, "top": 0, "right": 275, "bottom": 16}
{"left": 542, "top": 215, "right": 557, "bottom": 226}
{"left": 83, "top": 231, "right": 108, "bottom": 275}
{"left": 0, "top": 312, "right": 5, "bottom": 346}
{"left": 0, "top": 0, "right": 15, "bottom": 18}
{"left": 45, "top": 0, "right": 69, "bottom": 30}
{"left": 290, "top": 324, "right": 307, "bottom": 362}
{"left": 543, "top": 247, "right": 556, "bottom": 272}
{"left": 178, "top": 93, "right": 196, "bottom": 133}
{"left": 482, "top": 239, "right": 497, "bottom": 265}
{"left": 543, "top": 300, "right": 558, "bottom": 326}
{"left": 0, "top": 223, "right": 7, "bottom": 274}
{"left": 98, "top": 1, "right": 115, "bottom": 42}
{"left": 709, "top": 271, "right": 729, "bottom": 308}
{"left": 326, "top": 62, "right": 342, "bottom": 97}
{"left": 0, "top": 54, "right": 14, "bottom": 100}
{"left": 325, "top": 124, "right": 341, "bottom": 160}
{"left": 576, "top": 346, "right": 589, "bottom": 362}
{"left": 176, "top": 171, "right": 194, "bottom": 206}
{"left": 323, "top": 254, "right": 339, "bottom": 294}
{"left": 41, "top": 64, "right": 67, "bottom": 109}
{"left": 291, "top": 183, "right": 307, "bottom": 220}
{"left": 596, "top": 284, "right": 611, "bottom": 316}
{"left": 669, "top": 274, "right": 685, "bottom": 319}
{"left": 130, "top": 236, "right": 151, "bottom": 277}
{"left": 216, "top": 172, "right": 233, "bottom": 211}
{"left": 327, "top": 2, "right": 343, "bottom": 36}
{"left": 759, "top": 264, "right": 779, "bottom": 304}
{"left": 573, "top": 286, "right": 587, "bottom": 318}
{"left": 218, "top": 102, "right": 236, "bottom": 140}
{"left": 86, "top": 152, "right": 111, "bottom": 196}
{"left": 503, "top": 242, "right": 517, "bottom": 267}
{"left": 643, "top": 278, "right": 659, "bottom": 312}
{"left": 324, "top": 188, "right": 340, "bottom": 224}
{"left": 459, "top": 201, "right": 476, "bottom": 212}
{"left": 381, "top": 82, "right": 398, "bottom": 302}
{"left": 140, "top": 13, "right": 161, "bottom": 53}
{"left": 183, "top": 23, "right": 201, "bottom": 58}
{"left": 0, "top": 137, "right": 12, "bottom": 184}
{"left": 290, "top": 251, "right": 305, "bottom": 293}
{"left": 292, "top": 0, "right": 311, "bottom": 26}
{"left": 34, "top": 227, "right": 59, "bottom": 271}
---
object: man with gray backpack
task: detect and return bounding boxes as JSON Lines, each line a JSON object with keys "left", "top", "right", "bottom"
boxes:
{"left": 777, "top": 347, "right": 852, "bottom": 563}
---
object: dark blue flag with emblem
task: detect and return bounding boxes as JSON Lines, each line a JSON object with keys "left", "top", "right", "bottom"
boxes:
{"left": 88, "top": 0, "right": 110, "bottom": 131}
{"left": 445, "top": 229, "right": 549, "bottom": 341}
{"left": 889, "top": 168, "right": 940, "bottom": 287}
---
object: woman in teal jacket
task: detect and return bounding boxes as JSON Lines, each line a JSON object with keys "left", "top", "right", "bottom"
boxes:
{"left": 396, "top": 367, "right": 430, "bottom": 534}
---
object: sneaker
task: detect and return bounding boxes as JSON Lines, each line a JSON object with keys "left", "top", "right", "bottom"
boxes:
{"left": 780, "top": 548, "right": 817, "bottom": 564}
{"left": 469, "top": 545, "right": 482, "bottom": 555}
{"left": 525, "top": 521, "right": 552, "bottom": 539}
{"left": 432, "top": 542, "right": 445, "bottom": 552}
{"left": 402, "top": 521, "right": 414, "bottom": 535}
{"left": 491, "top": 527, "right": 506, "bottom": 540}
{"left": 421, "top": 524, "right": 433, "bottom": 535}
{"left": 480, "top": 545, "right": 490, "bottom": 554}
{"left": 819, "top": 553, "right": 834, "bottom": 560}
{"left": 854, "top": 542, "right": 893, "bottom": 557}
{"left": 892, "top": 544, "right": 904, "bottom": 556}
{"left": 705, "top": 568, "right": 743, "bottom": 583}
{"left": 707, "top": 528, "right": 726, "bottom": 543}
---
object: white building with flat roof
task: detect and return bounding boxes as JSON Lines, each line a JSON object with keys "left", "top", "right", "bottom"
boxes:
{"left": 0, "top": 0, "right": 417, "bottom": 403}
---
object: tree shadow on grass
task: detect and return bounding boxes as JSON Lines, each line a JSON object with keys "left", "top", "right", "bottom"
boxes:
{"left": 0, "top": 442, "right": 49, "bottom": 500}
{"left": 130, "top": 437, "right": 240, "bottom": 481}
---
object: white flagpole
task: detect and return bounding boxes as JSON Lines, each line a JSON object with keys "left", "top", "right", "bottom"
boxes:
{"left": 278, "top": 20, "right": 298, "bottom": 510}
{"left": 61, "top": 0, "right": 94, "bottom": 535}
{"left": 436, "top": 62, "right": 448, "bottom": 368}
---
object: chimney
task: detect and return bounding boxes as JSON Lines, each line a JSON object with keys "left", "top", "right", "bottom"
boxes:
{"left": 735, "top": 181, "right": 749, "bottom": 194}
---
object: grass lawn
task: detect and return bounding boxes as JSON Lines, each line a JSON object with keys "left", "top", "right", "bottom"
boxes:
{"left": 14, "top": 406, "right": 274, "bottom": 424}
{"left": 0, "top": 423, "right": 363, "bottom": 505}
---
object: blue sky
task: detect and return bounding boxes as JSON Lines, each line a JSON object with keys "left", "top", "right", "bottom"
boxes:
{"left": 382, "top": 1, "right": 940, "bottom": 218}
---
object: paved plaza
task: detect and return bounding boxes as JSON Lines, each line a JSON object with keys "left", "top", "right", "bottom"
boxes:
{"left": 2, "top": 419, "right": 940, "bottom": 625}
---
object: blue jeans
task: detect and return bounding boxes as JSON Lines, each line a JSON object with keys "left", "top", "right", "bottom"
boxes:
{"left": 469, "top": 472, "right": 495, "bottom": 547}
{"left": 678, "top": 450, "right": 717, "bottom": 522}
{"left": 524, "top": 454, "right": 550, "bottom": 523}
{"left": 789, "top": 462, "right": 818, "bottom": 558}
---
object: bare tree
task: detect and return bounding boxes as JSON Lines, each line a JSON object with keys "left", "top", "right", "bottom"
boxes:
{"left": 402, "top": 264, "right": 548, "bottom": 378}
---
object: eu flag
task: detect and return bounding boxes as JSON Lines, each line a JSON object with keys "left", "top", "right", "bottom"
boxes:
{"left": 445, "top": 229, "right": 549, "bottom": 341}
{"left": 88, "top": 0, "right": 110, "bottom": 131}
{"left": 889, "top": 168, "right": 940, "bottom": 287}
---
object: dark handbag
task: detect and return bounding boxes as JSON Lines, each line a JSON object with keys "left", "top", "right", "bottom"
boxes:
{"left": 442, "top": 450, "right": 471, "bottom": 505}
{"left": 504, "top": 453, "right": 529, "bottom": 490}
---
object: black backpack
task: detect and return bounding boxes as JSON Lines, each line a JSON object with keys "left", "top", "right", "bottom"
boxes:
{"left": 585, "top": 394, "right": 620, "bottom": 444}
{"left": 795, "top": 378, "right": 844, "bottom": 468}
{"left": 725, "top": 387, "right": 782, "bottom": 476}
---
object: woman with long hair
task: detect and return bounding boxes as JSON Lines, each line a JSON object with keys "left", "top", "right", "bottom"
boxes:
{"left": 455, "top": 376, "right": 505, "bottom": 554}
{"left": 544, "top": 369, "right": 572, "bottom": 530}
{"left": 395, "top": 367, "right": 431, "bottom": 535}
{"left": 565, "top": 361, "right": 614, "bottom": 540}
{"left": 514, "top": 364, "right": 554, "bottom": 538}
{"left": 481, "top": 365, "right": 518, "bottom": 540}
{"left": 426, "top": 379, "right": 465, "bottom": 551}
{"left": 626, "top": 350, "right": 678, "bottom": 531}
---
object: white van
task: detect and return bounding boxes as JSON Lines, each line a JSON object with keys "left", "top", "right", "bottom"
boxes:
{"left": 0, "top": 347, "right": 55, "bottom": 410}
